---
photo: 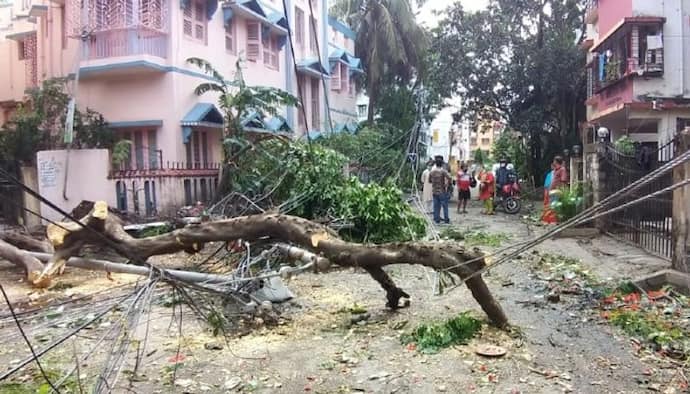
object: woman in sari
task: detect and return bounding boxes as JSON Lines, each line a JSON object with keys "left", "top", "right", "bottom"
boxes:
{"left": 541, "top": 164, "right": 558, "bottom": 223}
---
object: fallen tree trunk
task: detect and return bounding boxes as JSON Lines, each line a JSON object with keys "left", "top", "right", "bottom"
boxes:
{"left": 0, "top": 231, "right": 53, "bottom": 253}
{"left": 0, "top": 239, "right": 49, "bottom": 287}
{"left": 34, "top": 201, "right": 509, "bottom": 327}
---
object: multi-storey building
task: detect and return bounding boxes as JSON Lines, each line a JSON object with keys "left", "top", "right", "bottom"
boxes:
{"left": 583, "top": 0, "right": 690, "bottom": 147}
{"left": 469, "top": 118, "right": 502, "bottom": 159}
{"left": 0, "top": 0, "right": 362, "bottom": 221}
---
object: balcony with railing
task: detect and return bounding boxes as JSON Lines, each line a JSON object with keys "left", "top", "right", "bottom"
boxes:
{"left": 589, "top": 17, "right": 665, "bottom": 94}
{"left": 67, "top": 0, "right": 170, "bottom": 74}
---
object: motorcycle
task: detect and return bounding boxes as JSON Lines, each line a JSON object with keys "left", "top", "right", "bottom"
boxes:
{"left": 494, "top": 178, "right": 522, "bottom": 214}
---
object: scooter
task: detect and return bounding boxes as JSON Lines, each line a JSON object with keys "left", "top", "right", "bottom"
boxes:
{"left": 494, "top": 179, "right": 522, "bottom": 214}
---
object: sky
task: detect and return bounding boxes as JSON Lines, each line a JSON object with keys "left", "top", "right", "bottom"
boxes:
{"left": 417, "top": 0, "right": 489, "bottom": 28}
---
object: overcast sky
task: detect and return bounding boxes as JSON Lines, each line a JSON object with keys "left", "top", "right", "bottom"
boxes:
{"left": 417, "top": 0, "right": 489, "bottom": 28}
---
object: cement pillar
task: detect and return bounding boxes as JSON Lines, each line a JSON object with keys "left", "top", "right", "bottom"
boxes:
{"left": 672, "top": 128, "right": 690, "bottom": 272}
{"left": 19, "top": 165, "right": 41, "bottom": 229}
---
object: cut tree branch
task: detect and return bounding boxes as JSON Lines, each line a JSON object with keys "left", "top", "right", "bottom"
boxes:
{"left": 0, "top": 239, "right": 49, "bottom": 287}
{"left": 34, "top": 202, "right": 509, "bottom": 327}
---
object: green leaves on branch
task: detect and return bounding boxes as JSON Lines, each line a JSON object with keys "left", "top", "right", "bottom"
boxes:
{"left": 0, "top": 78, "right": 114, "bottom": 165}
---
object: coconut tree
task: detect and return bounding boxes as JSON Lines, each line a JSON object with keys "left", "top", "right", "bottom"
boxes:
{"left": 331, "top": 0, "right": 428, "bottom": 124}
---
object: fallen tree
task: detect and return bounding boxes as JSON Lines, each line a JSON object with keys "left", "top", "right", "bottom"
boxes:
{"left": 3, "top": 201, "right": 509, "bottom": 328}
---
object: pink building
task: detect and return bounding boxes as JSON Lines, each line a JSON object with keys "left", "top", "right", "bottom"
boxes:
{"left": 583, "top": 0, "right": 690, "bottom": 148}
{"left": 0, "top": 0, "right": 363, "bottom": 221}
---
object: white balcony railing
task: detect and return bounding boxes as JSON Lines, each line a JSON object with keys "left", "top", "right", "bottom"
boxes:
{"left": 86, "top": 27, "right": 168, "bottom": 60}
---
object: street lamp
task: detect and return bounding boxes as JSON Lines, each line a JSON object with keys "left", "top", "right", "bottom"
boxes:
{"left": 597, "top": 127, "right": 610, "bottom": 143}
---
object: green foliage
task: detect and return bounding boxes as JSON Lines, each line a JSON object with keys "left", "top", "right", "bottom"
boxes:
{"left": 232, "top": 139, "right": 426, "bottom": 243}
{"left": 330, "top": 0, "right": 428, "bottom": 122}
{"left": 318, "top": 123, "right": 414, "bottom": 186}
{"left": 0, "top": 365, "right": 80, "bottom": 393}
{"left": 337, "top": 178, "right": 426, "bottom": 243}
{"left": 473, "top": 148, "right": 486, "bottom": 165}
{"left": 111, "top": 140, "right": 132, "bottom": 167}
{"left": 492, "top": 132, "right": 528, "bottom": 177}
{"left": 439, "top": 227, "right": 509, "bottom": 247}
{"left": 549, "top": 184, "right": 584, "bottom": 222}
{"left": 428, "top": 0, "right": 586, "bottom": 182}
{"left": 0, "top": 78, "right": 114, "bottom": 165}
{"left": 401, "top": 312, "right": 482, "bottom": 353}
{"left": 187, "top": 57, "right": 298, "bottom": 147}
{"left": 614, "top": 135, "right": 636, "bottom": 155}
{"left": 608, "top": 310, "right": 685, "bottom": 347}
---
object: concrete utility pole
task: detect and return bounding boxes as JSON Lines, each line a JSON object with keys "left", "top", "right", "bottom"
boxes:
{"left": 672, "top": 127, "right": 690, "bottom": 272}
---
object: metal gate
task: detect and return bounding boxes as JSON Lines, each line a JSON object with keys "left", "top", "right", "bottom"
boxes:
{"left": 599, "top": 139, "right": 675, "bottom": 259}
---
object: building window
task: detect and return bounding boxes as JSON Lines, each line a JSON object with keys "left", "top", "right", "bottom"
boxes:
{"left": 295, "top": 7, "right": 304, "bottom": 46}
{"left": 309, "top": 16, "right": 318, "bottom": 52}
{"left": 225, "top": 22, "right": 235, "bottom": 53}
{"left": 185, "top": 130, "right": 209, "bottom": 169}
{"left": 263, "top": 34, "right": 280, "bottom": 70}
{"left": 357, "top": 104, "right": 367, "bottom": 119}
{"left": 17, "top": 40, "right": 26, "bottom": 60}
{"left": 184, "top": 179, "right": 192, "bottom": 205}
{"left": 116, "top": 181, "right": 128, "bottom": 211}
{"left": 60, "top": 5, "right": 67, "bottom": 49}
{"left": 246, "top": 21, "right": 261, "bottom": 61}
{"left": 297, "top": 75, "right": 307, "bottom": 130}
{"left": 481, "top": 138, "right": 490, "bottom": 145}
{"left": 330, "top": 62, "right": 340, "bottom": 91}
{"left": 143, "top": 180, "right": 157, "bottom": 216}
{"left": 340, "top": 63, "right": 348, "bottom": 92}
{"left": 183, "top": 0, "right": 206, "bottom": 43}
{"left": 116, "top": 130, "right": 158, "bottom": 170}
{"left": 310, "top": 78, "right": 320, "bottom": 128}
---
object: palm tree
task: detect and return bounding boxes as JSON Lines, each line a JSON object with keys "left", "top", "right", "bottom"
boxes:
{"left": 187, "top": 57, "right": 298, "bottom": 197}
{"left": 331, "top": 0, "right": 428, "bottom": 124}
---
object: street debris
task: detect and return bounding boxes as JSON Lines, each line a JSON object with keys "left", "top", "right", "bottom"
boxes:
{"left": 401, "top": 312, "right": 483, "bottom": 353}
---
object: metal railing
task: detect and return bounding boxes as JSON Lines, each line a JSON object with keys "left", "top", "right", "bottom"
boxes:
{"left": 86, "top": 27, "right": 168, "bottom": 60}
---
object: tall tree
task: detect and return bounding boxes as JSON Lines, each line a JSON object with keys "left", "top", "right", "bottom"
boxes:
{"left": 428, "top": 0, "right": 586, "bottom": 182}
{"left": 331, "top": 0, "right": 428, "bottom": 123}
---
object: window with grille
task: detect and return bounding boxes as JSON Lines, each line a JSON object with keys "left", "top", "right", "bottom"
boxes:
{"left": 262, "top": 35, "right": 280, "bottom": 70}
{"left": 225, "top": 22, "right": 235, "bottom": 53}
{"left": 295, "top": 7, "right": 304, "bottom": 46}
{"left": 309, "top": 16, "right": 317, "bottom": 52}
{"left": 183, "top": 0, "right": 206, "bottom": 43}
{"left": 310, "top": 78, "right": 320, "bottom": 128}
{"left": 184, "top": 130, "right": 209, "bottom": 169}
{"left": 246, "top": 21, "right": 261, "bottom": 61}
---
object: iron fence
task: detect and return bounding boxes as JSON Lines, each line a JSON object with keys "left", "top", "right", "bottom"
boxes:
{"left": 599, "top": 138, "right": 676, "bottom": 259}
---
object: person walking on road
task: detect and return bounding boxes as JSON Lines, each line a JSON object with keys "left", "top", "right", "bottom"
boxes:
{"left": 456, "top": 164, "right": 472, "bottom": 214}
{"left": 429, "top": 156, "right": 452, "bottom": 224}
{"left": 420, "top": 161, "right": 433, "bottom": 213}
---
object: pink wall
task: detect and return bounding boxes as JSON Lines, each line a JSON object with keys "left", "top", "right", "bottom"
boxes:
{"left": 591, "top": 79, "right": 634, "bottom": 120}
{"left": 597, "top": 0, "right": 633, "bottom": 37}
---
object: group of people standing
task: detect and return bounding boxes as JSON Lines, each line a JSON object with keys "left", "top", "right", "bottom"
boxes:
{"left": 420, "top": 156, "right": 501, "bottom": 224}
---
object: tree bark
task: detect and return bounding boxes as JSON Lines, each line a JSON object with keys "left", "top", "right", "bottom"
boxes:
{"left": 34, "top": 202, "right": 509, "bottom": 327}
{"left": 0, "top": 239, "right": 49, "bottom": 287}
{"left": 0, "top": 231, "right": 53, "bottom": 253}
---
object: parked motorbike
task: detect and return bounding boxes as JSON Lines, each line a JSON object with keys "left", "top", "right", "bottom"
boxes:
{"left": 494, "top": 178, "right": 522, "bottom": 214}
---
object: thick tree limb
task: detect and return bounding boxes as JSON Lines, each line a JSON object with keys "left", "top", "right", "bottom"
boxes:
{"left": 38, "top": 202, "right": 509, "bottom": 327}
{"left": 0, "top": 231, "right": 53, "bottom": 253}
{"left": 0, "top": 239, "right": 50, "bottom": 287}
